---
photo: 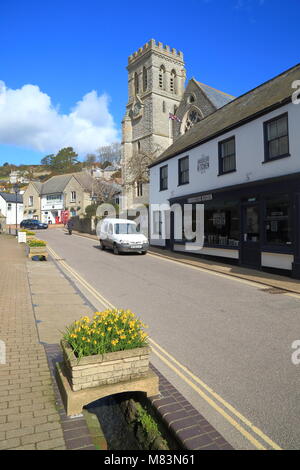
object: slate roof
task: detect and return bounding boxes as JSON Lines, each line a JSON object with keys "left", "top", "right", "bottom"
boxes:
{"left": 195, "top": 80, "right": 235, "bottom": 108}
{"left": 150, "top": 63, "right": 300, "bottom": 168}
{"left": 0, "top": 192, "right": 23, "bottom": 203}
{"left": 40, "top": 174, "right": 73, "bottom": 195}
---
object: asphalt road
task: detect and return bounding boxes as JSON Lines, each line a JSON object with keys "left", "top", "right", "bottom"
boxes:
{"left": 37, "top": 228, "right": 300, "bottom": 450}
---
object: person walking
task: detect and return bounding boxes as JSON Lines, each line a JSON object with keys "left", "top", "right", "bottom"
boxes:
{"left": 67, "top": 219, "right": 74, "bottom": 235}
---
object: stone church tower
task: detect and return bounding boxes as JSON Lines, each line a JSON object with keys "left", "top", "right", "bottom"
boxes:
{"left": 121, "top": 39, "right": 186, "bottom": 209}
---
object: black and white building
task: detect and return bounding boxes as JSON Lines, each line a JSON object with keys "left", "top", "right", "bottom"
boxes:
{"left": 149, "top": 64, "right": 300, "bottom": 277}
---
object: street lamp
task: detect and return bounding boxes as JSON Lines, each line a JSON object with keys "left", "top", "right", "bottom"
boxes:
{"left": 13, "top": 183, "right": 19, "bottom": 236}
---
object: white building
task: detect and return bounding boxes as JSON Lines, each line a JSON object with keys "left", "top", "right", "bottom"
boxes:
{"left": 0, "top": 192, "right": 23, "bottom": 226}
{"left": 149, "top": 63, "right": 300, "bottom": 278}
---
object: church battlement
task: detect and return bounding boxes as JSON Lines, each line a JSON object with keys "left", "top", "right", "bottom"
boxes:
{"left": 128, "top": 39, "right": 184, "bottom": 64}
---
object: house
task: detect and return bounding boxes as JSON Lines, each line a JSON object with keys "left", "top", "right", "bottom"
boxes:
{"left": 0, "top": 192, "right": 23, "bottom": 228}
{"left": 149, "top": 63, "right": 300, "bottom": 278}
{"left": 121, "top": 39, "right": 234, "bottom": 209}
{"left": 22, "top": 171, "right": 120, "bottom": 223}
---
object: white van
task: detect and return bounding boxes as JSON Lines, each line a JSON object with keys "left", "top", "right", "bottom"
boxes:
{"left": 97, "top": 218, "right": 149, "bottom": 255}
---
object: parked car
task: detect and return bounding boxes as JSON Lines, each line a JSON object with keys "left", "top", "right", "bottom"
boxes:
{"left": 97, "top": 218, "right": 149, "bottom": 255}
{"left": 20, "top": 219, "right": 48, "bottom": 229}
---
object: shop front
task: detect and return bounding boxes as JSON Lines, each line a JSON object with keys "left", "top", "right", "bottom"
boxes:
{"left": 169, "top": 172, "right": 300, "bottom": 277}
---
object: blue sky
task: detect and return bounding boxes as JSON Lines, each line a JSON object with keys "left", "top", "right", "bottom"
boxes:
{"left": 0, "top": 0, "right": 299, "bottom": 166}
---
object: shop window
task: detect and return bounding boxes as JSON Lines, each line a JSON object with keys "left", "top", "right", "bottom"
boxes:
{"left": 178, "top": 156, "right": 189, "bottom": 185}
{"left": 264, "top": 113, "right": 289, "bottom": 161}
{"left": 160, "top": 165, "right": 168, "bottom": 191}
{"left": 153, "top": 211, "right": 162, "bottom": 237}
{"left": 204, "top": 200, "right": 240, "bottom": 247}
{"left": 218, "top": 137, "right": 236, "bottom": 174}
{"left": 265, "top": 195, "right": 291, "bottom": 245}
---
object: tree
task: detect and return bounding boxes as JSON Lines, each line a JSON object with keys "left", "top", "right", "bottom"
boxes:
{"left": 91, "top": 179, "right": 120, "bottom": 204}
{"left": 43, "top": 147, "right": 79, "bottom": 173}
{"left": 84, "top": 154, "right": 97, "bottom": 167}
{"left": 124, "top": 143, "right": 163, "bottom": 187}
{"left": 40, "top": 155, "right": 54, "bottom": 166}
{"left": 3, "top": 162, "right": 9, "bottom": 167}
{"left": 97, "top": 142, "right": 121, "bottom": 165}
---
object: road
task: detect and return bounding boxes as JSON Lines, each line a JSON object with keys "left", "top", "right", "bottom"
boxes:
{"left": 37, "top": 228, "right": 300, "bottom": 450}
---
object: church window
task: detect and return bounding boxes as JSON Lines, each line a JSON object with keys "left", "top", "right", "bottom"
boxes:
{"left": 134, "top": 72, "right": 139, "bottom": 95}
{"left": 137, "top": 141, "right": 141, "bottom": 151}
{"left": 136, "top": 182, "right": 143, "bottom": 197}
{"left": 159, "top": 65, "right": 165, "bottom": 90}
{"left": 188, "top": 94, "right": 195, "bottom": 104}
{"left": 170, "top": 70, "right": 176, "bottom": 94}
{"left": 162, "top": 101, "right": 166, "bottom": 113}
{"left": 184, "top": 109, "right": 202, "bottom": 133}
{"left": 143, "top": 67, "right": 147, "bottom": 92}
{"left": 174, "top": 105, "right": 178, "bottom": 114}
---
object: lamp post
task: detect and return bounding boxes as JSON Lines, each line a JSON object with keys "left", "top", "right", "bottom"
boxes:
{"left": 13, "top": 183, "right": 19, "bottom": 236}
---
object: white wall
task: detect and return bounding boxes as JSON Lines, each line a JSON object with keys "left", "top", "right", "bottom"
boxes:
{"left": 150, "top": 102, "right": 300, "bottom": 206}
{"left": 0, "top": 197, "right": 23, "bottom": 224}
{"left": 41, "top": 194, "right": 64, "bottom": 211}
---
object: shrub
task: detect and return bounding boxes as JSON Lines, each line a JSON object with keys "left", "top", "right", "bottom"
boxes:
{"left": 27, "top": 239, "right": 47, "bottom": 247}
{"left": 63, "top": 309, "right": 148, "bottom": 359}
{"left": 20, "top": 229, "right": 36, "bottom": 236}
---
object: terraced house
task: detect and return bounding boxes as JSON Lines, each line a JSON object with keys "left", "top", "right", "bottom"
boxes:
{"left": 22, "top": 172, "right": 95, "bottom": 224}
{"left": 149, "top": 63, "right": 300, "bottom": 278}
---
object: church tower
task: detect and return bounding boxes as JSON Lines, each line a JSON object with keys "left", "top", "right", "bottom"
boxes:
{"left": 121, "top": 39, "right": 186, "bottom": 208}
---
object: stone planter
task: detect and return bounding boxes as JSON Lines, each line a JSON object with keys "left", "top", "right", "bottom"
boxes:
{"left": 26, "top": 245, "right": 48, "bottom": 259}
{"left": 61, "top": 339, "right": 151, "bottom": 392}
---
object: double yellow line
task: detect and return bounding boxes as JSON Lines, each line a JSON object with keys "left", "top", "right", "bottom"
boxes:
{"left": 47, "top": 244, "right": 282, "bottom": 451}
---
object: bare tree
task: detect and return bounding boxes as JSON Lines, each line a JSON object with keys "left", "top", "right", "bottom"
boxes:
{"left": 84, "top": 153, "right": 97, "bottom": 167}
{"left": 91, "top": 179, "right": 120, "bottom": 203}
{"left": 124, "top": 143, "right": 163, "bottom": 187}
{"left": 97, "top": 142, "right": 121, "bottom": 166}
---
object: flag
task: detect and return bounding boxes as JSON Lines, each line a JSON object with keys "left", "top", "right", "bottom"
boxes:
{"left": 169, "top": 112, "right": 181, "bottom": 123}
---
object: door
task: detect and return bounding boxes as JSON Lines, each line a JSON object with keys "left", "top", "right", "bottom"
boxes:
{"left": 241, "top": 204, "right": 261, "bottom": 268}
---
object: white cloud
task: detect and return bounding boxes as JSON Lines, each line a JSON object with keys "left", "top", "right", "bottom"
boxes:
{"left": 0, "top": 81, "right": 119, "bottom": 155}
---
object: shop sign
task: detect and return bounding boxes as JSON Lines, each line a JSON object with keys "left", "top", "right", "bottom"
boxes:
{"left": 197, "top": 155, "right": 210, "bottom": 174}
{"left": 188, "top": 194, "right": 213, "bottom": 203}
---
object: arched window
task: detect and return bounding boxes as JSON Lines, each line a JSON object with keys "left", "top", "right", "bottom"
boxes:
{"left": 170, "top": 70, "right": 176, "bottom": 94}
{"left": 134, "top": 72, "right": 139, "bottom": 95}
{"left": 143, "top": 67, "right": 147, "bottom": 92}
{"left": 159, "top": 65, "right": 165, "bottom": 90}
{"left": 183, "top": 108, "right": 203, "bottom": 133}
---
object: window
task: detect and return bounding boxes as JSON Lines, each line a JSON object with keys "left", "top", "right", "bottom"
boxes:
{"left": 159, "top": 65, "right": 165, "bottom": 90}
{"left": 219, "top": 137, "right": 236, "bottom": 174}
{"left": 7, "top": 203, "right": 12, "bottom": 211}
{"left": 153, "top": 211, "right": 162, "bottom": 237}
{"left": 160, "top": 165, "right": 168, "bottom": 191}
{"left": 29, "top": 196, "right": 33, "bottom": 206}
{"left": 71, "top": 191, "right": 76, "bottom": 202}
{"left": 265, "top": 195, "right": 291, "bottom": 245}
{"left": 184, "top": 109, "right": 202, "bottom": 133}
{"left": 162, "top": 101, "right": 166, "bottom": 113}
{"left": 136, "top": 182, "right": 143, "bottom": 197}
{"left": 178, "top": 156, "right": 189, "bottom": 185}
{"left": 115, "top": 223, "right": 137, "bottom": 235}
{"left": 46, "top": 194, "right": 62, "bottom": 201}
{"left": 143, "top": 67, "right": 147, "bottom": 92}
{"left": 170, "top": 70, "right": 176, "bottom": 94}
{"left": 204, "top": 200, "right": 240, "bottom": 247}
{"left": 134, "top": 72, "right": 139, "bottom": 95}
{"left": 264, "top": 113, "right": 289, "bottom": 161}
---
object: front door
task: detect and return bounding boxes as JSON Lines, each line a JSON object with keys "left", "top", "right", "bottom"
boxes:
{"left": 241, "top": 204, "right": 261, "bottom": 268}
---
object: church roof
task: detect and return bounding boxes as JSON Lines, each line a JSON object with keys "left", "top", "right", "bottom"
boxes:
{"left": 194, "top": 80, "right": 235, "bottom": 108}
{"left": 150, "top": 63, "right": 300, "bottom": 168}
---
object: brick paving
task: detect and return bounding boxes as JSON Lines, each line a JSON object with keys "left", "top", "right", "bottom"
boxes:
{"left": 0, "top": 235, "right": 66, "bottom": 450}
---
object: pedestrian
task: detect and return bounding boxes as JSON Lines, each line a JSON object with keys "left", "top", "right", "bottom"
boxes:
{"left": 67, "top": 219, "right": 74, "bottom": 235}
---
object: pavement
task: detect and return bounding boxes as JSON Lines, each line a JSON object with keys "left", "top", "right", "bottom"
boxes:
{"left": 0, "top": 234, "right": 102, "bottom": 450}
